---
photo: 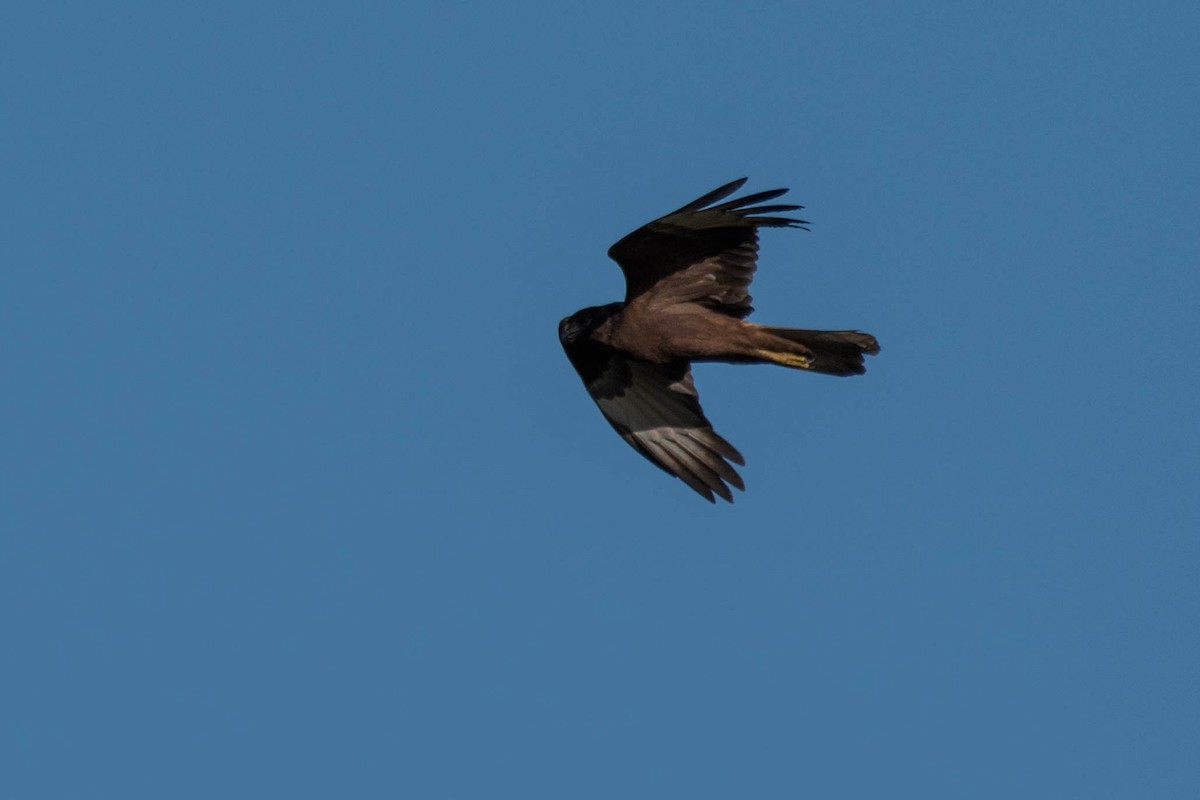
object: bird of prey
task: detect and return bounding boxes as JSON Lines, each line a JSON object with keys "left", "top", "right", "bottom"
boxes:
{"left": 558, "top": 178, "right": 879, "bottom": 503}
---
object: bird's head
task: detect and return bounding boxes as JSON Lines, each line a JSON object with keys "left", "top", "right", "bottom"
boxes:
{"left": 558, "top": 303, "right": 621, "bottom": 345}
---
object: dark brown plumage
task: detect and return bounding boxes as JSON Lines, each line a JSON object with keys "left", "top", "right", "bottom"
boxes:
{"left": 559, "top": 178, "right": 879, "bottom": 503}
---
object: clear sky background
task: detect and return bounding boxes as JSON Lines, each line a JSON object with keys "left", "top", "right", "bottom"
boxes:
{"left": 4, "top": 2, "right": 1198, "bottom": 797}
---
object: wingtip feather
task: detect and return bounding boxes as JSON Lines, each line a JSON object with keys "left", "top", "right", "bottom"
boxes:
{"left": 673, "top": 177, "right": 750, "bottom": 214}
{"left": 712, "top": 187, "right": 789, "bottom": 211}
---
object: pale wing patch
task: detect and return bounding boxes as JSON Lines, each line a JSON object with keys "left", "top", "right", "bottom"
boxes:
{"left": 591, "top": 359, "right": 744, "bottom": 503}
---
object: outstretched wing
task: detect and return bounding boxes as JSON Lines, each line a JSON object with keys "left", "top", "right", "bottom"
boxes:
{"left": 607, "top": 178, "right": 808, "bottom": 318}
{"left": 561, "top": 338, "right": 745, "bottom": 503}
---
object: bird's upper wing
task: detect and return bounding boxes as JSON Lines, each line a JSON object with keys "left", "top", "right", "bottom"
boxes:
{"left": 607, "top": 178, "right": 808, "bottom": 318}
{"left": 562, "top": 337, "right": 745, "bottom": 503}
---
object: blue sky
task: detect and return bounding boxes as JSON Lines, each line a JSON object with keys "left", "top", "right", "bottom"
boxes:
{"left": 4, "top": 1, "right": 1198, "bottom": 797}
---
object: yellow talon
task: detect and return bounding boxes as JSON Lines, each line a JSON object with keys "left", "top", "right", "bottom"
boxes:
{"left": 753, "top": 349, "right": 812, "bottom": 369}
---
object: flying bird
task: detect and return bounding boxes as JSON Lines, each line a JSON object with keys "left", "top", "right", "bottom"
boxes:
{"left": 558, "top": 178, "right": 879, "bottom": 503}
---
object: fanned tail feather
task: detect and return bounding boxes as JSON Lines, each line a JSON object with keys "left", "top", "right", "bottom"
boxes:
{"left": 756, "top": 327, "right": 880, "bottom": 376}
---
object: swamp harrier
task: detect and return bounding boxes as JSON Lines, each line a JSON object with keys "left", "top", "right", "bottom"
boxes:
{"left": 559, "top": 178, "right": 878, "bottom": 503}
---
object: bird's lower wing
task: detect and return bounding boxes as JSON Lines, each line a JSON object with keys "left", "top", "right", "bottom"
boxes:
{"left": 580, "top": 352, "right": 745, "bottom": 503}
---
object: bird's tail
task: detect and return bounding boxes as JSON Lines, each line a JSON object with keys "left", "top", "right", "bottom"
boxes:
{"left": 749, "top": 326, "right": 880, "bottom": 376}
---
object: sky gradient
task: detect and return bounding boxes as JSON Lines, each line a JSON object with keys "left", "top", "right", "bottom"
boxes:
{"left": 4, "top": 2, "right": 1198, "bottom": 797}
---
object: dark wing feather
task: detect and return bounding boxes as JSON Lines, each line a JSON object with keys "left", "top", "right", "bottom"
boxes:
{"left": 607, "top": 178, "right": 809, "bottom": 318}
{"left": 561, "top": 338, "right": 744, "bottom": 503}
